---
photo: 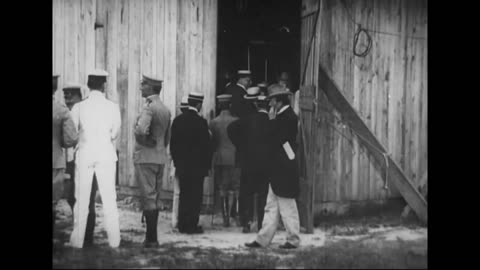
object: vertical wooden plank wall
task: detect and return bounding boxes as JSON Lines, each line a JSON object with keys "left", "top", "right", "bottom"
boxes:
{"left": 300, "top": 0, "right": 427, "bottom": 209}
{"left": 52, "top": 0, "right": 218, "bottom": 201}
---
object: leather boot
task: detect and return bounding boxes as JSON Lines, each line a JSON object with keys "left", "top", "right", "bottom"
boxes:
{"left": 143, "top": 210, "right": 159, "bottom": 248}
{"left": 221, "top": 196, "right": 229, "bottom": 227}
{"left": 151, "top": 210, "right": 159, "bottom": 245}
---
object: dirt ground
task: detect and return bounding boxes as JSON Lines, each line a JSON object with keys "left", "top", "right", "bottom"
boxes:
{"left": 53, "top": 198, "right": 427, "bottom": 269}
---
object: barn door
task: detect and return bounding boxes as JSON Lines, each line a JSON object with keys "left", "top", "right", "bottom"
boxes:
{"left": 297, "top": 85, "right": 316, "bottom": 233}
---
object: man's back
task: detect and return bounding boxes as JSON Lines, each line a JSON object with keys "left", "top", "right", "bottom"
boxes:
{"left": 134, "top": 96, "right": 171, "bottom": 164}
{"left": 226, "top": 83, "right": 254, "bottom": 118}
{"left": 71, "top": 91, "right": 121, "bottom": 164}
{"left": 209, "top": 110, "right": 238, "bottom": 166}
{"left": 53, "top": 99, "right": 78, "bottom": 168}
{"left": 170, "top": 109, "right": 212, "bottom": 176}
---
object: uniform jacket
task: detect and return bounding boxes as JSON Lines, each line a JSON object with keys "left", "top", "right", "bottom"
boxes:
{"left": 170, "top": 109, "right": 213, "bottom": 177}
{"left": 134, "top": 95, "right": 171, "bottom": 164}
{"left": 209, "top": 110, "right": 238, "bottom": 166}
{"left": 70, "top": 90, "right": 121, "bottom": 164}
{"left": 227, "top": 110, "right": 271, "bottom": 174}
{"left": 53, "top": 97, "right": 78, "bottom": 169}
{"left": 268, "top": 106, "right": 300, "bottom": 198}
{"left": 225, "top": 83, "right": 255, "bottom": 118}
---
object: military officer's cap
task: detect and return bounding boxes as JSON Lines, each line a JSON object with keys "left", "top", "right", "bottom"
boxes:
{"left": 180, "top": 96, "right": 189, "bottom": 108}
{"left": 267, "top": 83, "right": 292, "bottom": 99}
{"left": 188, "top": 91, "right": 204, "bottom": 102}
{"left": 87, "top": 69, "right": 109, "bottom": 85}
{"left": 63, "top": 82, "right": 82, "bottom": 91}
{"left": 244, "top": 87, "right": 261, "bottom": 99}
{"left": 142, "top": 74, "right": 163, "bottom": 87}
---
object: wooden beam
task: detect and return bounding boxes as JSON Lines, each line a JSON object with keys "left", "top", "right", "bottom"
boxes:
{"left": 401, "top": 171, "right": 428, "bottom": 218}
{"left": 316, "top": 64, "right": 428, "bottom": 224}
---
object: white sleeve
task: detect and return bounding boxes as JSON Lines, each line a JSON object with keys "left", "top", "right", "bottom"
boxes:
{"left": 111, "top": 103, "right": 121, "bottom": 142}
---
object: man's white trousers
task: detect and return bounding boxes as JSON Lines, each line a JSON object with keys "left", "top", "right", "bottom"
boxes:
{"left": 69, "top": 161, "right": 120, "bottom": 248}
{"left": 255, "top": 184, "right": 300, "bottom": 247}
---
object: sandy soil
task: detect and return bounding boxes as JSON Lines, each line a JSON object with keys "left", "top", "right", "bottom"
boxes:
{"left": 54, "top": 198, "right": 427, "bottom": 253}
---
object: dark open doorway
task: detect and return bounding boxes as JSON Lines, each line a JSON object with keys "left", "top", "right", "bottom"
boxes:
{"left": 216, "top": 0, "right": 301, "bottom": 95}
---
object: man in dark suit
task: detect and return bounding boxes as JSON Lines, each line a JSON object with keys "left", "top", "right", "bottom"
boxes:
{"left": 225, "top": 70, "right": 255, "bottom": 118}
{"left": 133, "top": 75, "right": 171, "bottom": 248}
{"left": 52, "top": 75, "right": 78, "bottom": 233}
{"left": 245, "top": 84, "right": 301, "bottom": 249}
{"left": 228, "top": 88, "right": 271, "bottom": 233}
{"left": 170, "top": 92, "right": 213, "bottom": 234}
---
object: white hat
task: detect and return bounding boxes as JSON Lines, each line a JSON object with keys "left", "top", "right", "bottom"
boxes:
{"left": 244, "top": 87, "right": 261, "bottom": 99}
{"left": 63, "top": 82, "right": 83, "bottom": 90}
{"left": 216, "top": 94, "right": 232, "bottom": 102}
{"left": 237, "top": 70, "right": 251, "bottom": 75}
{"left": 180, "top": 96, "right": 189, "bottom": 107}
{"left": 88, "top": 69, "right": 109, "bottom": 77}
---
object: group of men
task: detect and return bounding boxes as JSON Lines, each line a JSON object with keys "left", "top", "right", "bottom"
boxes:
{"left": 52, "top": 68, "right": 301, "bottom": 250}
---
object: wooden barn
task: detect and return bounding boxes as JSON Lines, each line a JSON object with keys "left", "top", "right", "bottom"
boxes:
{"left": 297, "top": 0, "right": 427, "bottom": 227}
{"left": 52, "top": 0, "right": 218, "bottom": 204}
{"left": 52, "top": 0, "right": 427, "bottom": 225}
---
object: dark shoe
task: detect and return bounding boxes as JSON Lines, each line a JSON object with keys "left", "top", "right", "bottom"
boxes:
{"left": 245, "top": 241, "right": 262, "bottom": 248}
{"left": 242, "top": 225, "right": 251, "bottom": 233}
{"left": 279, "top": 242, "right": 297, "bottom": 249}
{"left": 143, "top": 240, "right": 160, "bottom": 248}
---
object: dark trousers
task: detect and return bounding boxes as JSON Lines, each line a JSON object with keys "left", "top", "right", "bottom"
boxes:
{"left": 177, "top": 172, "right": 204, "bottom": 232}
{"left": 239, "top": 169, "right": 269, "bottom": 229}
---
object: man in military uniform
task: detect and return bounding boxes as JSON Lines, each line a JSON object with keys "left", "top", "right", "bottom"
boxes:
{"left": 228, "top": 87, "right": 270, "bottom": 233}
{"left": 209, "top": 94, "right": 240, "bottom": 227}
{"left": 245, "top": 84, "right": 301, "bottom": 249}
{"left": 52, "top": 75, "right": 78, "bottom": 233}
{"left": 170, "top": 92, "right": 212, "bottom": 234}
{"left": 133, "top": 75, "right": 172, "bottom": 248}
{"left": 69, "top": 69, "right": 122, "bottom": 248}
{"left": 62, "top": 83, "right": 98, "bottom": 246}
{"left": 225, "top": 70, "right": 255, "bottom": 118}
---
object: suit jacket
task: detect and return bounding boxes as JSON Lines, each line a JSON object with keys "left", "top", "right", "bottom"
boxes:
{"left": 170, "top": 109, "right": 213, "bottom": 177}
{"left": 70, "top": 90, "right": 121, "bottom": 164}
{"left": 227, "top": 110, "right": 271, "bottom": 174}
{"left": 268, "top": 106, "right": 299, "bottom": 198}
{"left": 209, "top": 110, "right": 238, "bottom": 166}
{"left": 134, "top": 95, "right": 171, "bottom": 164}
{"left": 225, "top": 83, "right": 255, "bottom": 118}
{"left": 52, "top": 97, "right": 78, "bottom": 169}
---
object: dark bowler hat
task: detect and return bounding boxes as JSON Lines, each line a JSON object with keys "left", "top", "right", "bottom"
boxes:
{"left": 142, "top": 74, "right": 163, "bottom": 87}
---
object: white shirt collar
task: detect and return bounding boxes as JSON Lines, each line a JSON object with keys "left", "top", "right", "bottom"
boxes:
{"left": 146, "top": 94, "right": 158, "bottom": 101}
{"left": 188, "top": 106, "right": 199, "bottom": 113}
{"left": 277, "top": 105, "right": 290, "bottom": 115}
{"left": 258, "top": 109, "right": 269, "bottom": 114}
{"left": 89, "top": 90, "right": 105, "bottom": 98}
{"left": 236, "top": 83, "right": 246, "bottom": 91}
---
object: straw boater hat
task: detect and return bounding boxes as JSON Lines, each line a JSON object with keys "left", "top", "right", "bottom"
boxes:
{"left": 63, "top": 82, "right": 89, "bottom": 99}
{"left": 180, "top": 96, "right": 189, "bottom": 108}
{"left": 237, "top": 70, "right": 252, "bottom": 78}
{"left": 216, "top": 94, "right": 232, "bottom": 103}
{"left": 267, "top": 83, "right": 292, "bottom": 99}
{"left": 244, "top": 87, "right": 261, "bottom": 100}
{"left": 188, "top": 91, "right": 204, "bottom": 102}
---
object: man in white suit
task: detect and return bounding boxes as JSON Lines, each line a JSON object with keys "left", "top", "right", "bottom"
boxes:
{"left": 69, "top": 69, "right": 122, "bottom": 248}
